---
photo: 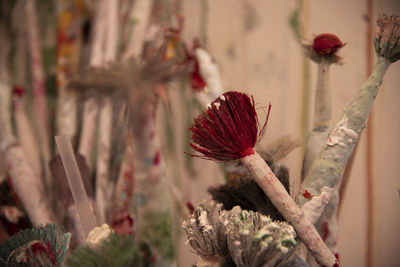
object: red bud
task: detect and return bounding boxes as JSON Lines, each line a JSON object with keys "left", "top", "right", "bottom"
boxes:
{"left": 312, "top": 33, "right": 344, "bottom": 57}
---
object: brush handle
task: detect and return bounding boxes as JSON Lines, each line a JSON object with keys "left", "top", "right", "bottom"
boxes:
{"left": 241, "top": 151, "right": 338, "bottom": 267}
{"left": 55, "top": 135, "right": 97, "bottom": 238}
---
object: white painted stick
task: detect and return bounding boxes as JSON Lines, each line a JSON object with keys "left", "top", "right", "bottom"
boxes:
{"left": 95, "top": 0, "right": 119, "bottom": 223}
{"left": 78, "top": 0, "right": 108, "bottom": 167}
{"left": 121, "top": 0, "right": 153, "bottom": 60}
{"left": 14, "top": 96, "right": 42, "bottom": 178}
{"left": 4, "top": 139, "right": 55, "bottom": 226}
{"left": 25, "top": 0, "right": 51, "bottom": 188}
{"left": 241, "top": 152, "right": 338, "bottom": 267}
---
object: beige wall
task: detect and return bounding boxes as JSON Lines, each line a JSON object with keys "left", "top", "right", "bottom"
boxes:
{"left": 177, "top": 0, "right": 400, "bottom": 266}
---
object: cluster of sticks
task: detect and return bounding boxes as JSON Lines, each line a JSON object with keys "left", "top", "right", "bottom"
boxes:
{"left": 0, "top": 0, "right": 222, "bottom": 257}
{"left": 185, "top": 14, "right": 400, "bottom": 267}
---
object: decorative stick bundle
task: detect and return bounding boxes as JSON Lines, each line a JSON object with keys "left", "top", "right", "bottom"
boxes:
{"left": 297, "top": 14, "right": 400, "bottom": 216}
{"left": 0, "top": 22, "right": 54, "bottom": 227}
{"left": 189, "top": 91, "right": 339, "bottom": 266}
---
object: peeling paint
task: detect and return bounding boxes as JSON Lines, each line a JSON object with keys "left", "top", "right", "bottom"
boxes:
{"left": 327, "top": 116, "right": 358, "bottom": 147}
{"left": 302, "top": 187, "right": 334, "bottom": 224}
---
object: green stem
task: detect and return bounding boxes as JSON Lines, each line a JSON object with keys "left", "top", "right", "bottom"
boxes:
{"left": 298, "top": 56, "right": 391, "bottom": 207}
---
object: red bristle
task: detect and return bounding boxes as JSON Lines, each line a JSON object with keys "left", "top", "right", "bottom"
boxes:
{"left": 189, "top": 91, "right": 269, "bottom": 161}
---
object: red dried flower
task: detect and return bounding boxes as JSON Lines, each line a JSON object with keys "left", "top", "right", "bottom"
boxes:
{"left": 189, "top": 91, "right": 270, "bottom": 161}
{"left": 185, "top": 40, "right": 206, "bottom": 91}
{"left": 312, "top": 33, "right": 344, "bottom": 57}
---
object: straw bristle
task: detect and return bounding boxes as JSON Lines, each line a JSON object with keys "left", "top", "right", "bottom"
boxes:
{"left": 189, "top": 91, "right": 269, "bottom": 161}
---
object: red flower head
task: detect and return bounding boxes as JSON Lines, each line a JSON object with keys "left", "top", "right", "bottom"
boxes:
{"left": 189, "top": 91, "right": 271, "bottom": 161}
{"left": 312, "top": 33, "right": 344, "bottom": 57}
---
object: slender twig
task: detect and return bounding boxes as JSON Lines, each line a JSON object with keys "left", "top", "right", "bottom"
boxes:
{"left": 78, "top": 0, "right": 107, "bottom": 168}
{"left": 25, "top": 0, "right": 52, "bottom": 189}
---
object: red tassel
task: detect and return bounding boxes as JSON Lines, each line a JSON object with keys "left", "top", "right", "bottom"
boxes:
{"left": 189, "top": 91, "right": 270, "bottom": 161}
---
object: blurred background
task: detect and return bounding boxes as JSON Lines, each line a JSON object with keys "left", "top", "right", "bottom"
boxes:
{"left": 0, "top": 0, "right": 399, "bottom": 266}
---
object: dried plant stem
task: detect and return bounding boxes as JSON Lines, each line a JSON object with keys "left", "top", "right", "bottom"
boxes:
{"left": 241, "top": 151, "right": 338, "bottom": 267}
{"left": 25, "top": 0, "right": 51, "bottom": 187}
{"left": 298, "top": 57, "right": 391, "bottom": 220}
{"left": 121, "top": 0, "right": 153, "bottom": 60}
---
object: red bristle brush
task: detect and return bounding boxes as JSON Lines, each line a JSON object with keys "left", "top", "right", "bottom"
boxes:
{"left": 189, "top": 91, "right": 339, "bottom": 267}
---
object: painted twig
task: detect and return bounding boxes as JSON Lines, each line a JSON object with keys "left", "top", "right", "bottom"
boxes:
{"left": 12, "top": 9, "right": 43, "bottom": 179}
{"left": 189, "top": 92, "right": 338, "bottom": 266}
{"left": 301, "top": 34, "right": 344, "bottom": 263}
{"left": 298, "top": 15, "right": 400, "bottom": 223}
{"left": 25, "top": 0, "right": 52, "bottom": 188}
